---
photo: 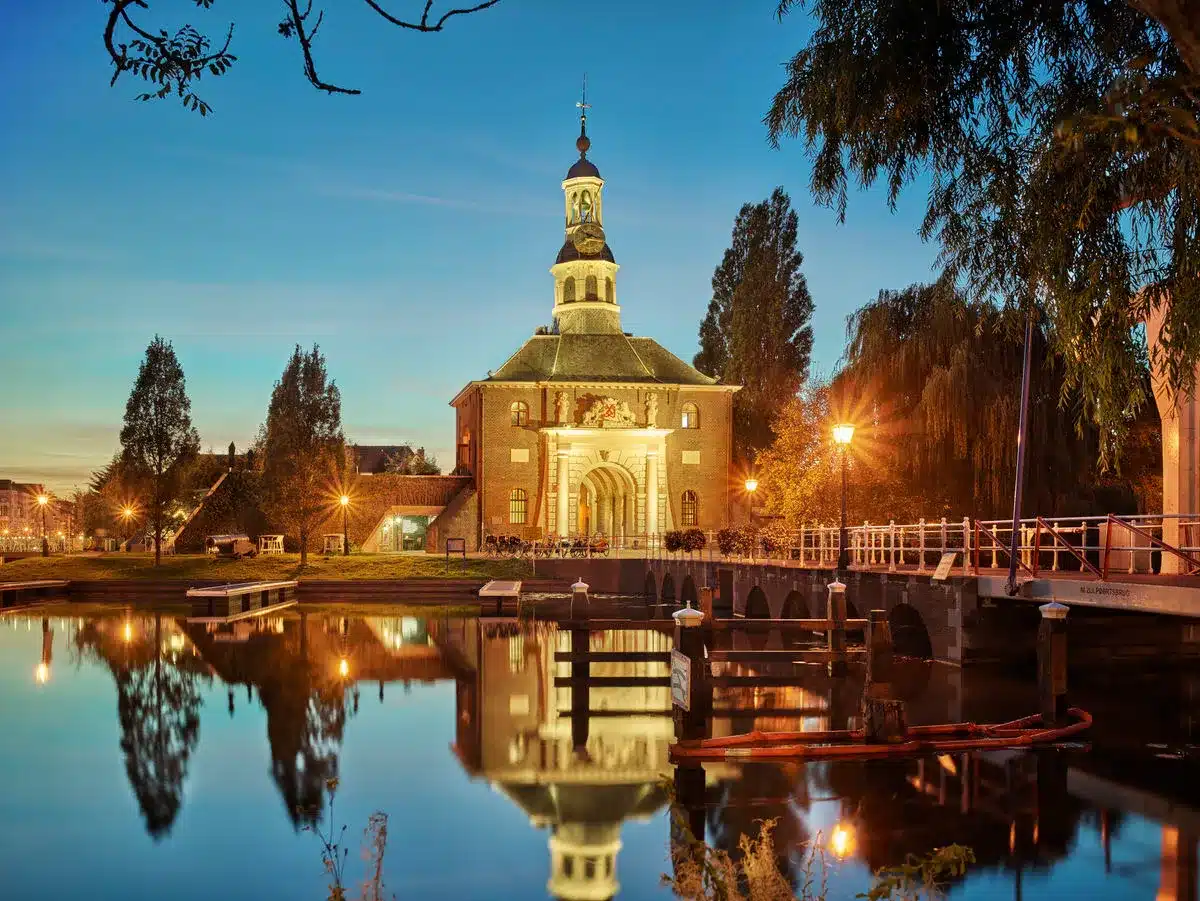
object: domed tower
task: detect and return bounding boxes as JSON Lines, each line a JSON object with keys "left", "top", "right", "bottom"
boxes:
{"left": 551, "top": 96, "right": 621, "bottom": 335}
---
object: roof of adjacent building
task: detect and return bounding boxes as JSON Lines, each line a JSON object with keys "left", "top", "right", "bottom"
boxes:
{"left": 352, "top": 444, "right": 412, "bottom": 474}
{"left": 482, "top": 333, "right": 720, "bottom": 386}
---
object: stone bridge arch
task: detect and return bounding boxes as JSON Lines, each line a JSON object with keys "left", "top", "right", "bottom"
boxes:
{"left": 889, "top": 602, "right": 933, "bottom": 659}
{"left": 643, "top": 570, "right": 657, "bottom": 602}
{"left": 782, "top": 590, "right": 808, "bottom": 619}
{"left": 661, "top": 572, "right": 676, "bottom": 603}
{"left": 745, "top": 586, "right": 770, "bottom": 619}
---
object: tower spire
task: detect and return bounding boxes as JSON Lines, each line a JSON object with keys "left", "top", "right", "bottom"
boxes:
{"left": 575, "top": 75, "right": 591, "bottom": 157}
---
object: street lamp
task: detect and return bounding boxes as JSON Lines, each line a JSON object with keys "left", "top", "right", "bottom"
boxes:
{"left": 37, "top": 494, "right": 49, "bottom": 557}
{"left": 339, "top": 495, "right": 350, "bottom": 556}
{"left": 744, "top": 478, "right": 758, "bottom": 521}
{"left": 832, "top": 424, "right": 856, "bottom": 572}
{"left": 120, "top": 505, "right": 135, "bottom": 552}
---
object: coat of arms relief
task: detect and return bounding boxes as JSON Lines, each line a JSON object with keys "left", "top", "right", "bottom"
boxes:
{"left": 580, "top": 396, "right": 637, "bottom": 428}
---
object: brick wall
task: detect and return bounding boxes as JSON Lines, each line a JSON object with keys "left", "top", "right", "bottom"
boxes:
{"left": 664, "top": 389, "right": 733, "bottom": 531}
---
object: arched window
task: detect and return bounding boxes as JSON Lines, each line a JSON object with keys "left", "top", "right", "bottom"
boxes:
{"left": 509, "top": 488, "right": 527, "bottom": 524}
{"left": 585, "top": 275, "right": 598, "bottom": 300}
{"left": 510, "top": 401, "right": 528, "bottom": 427}
{"left": 563, "top": 277, "right": 576, "bottom": 303}
{"left": 580, "top": 190, "right": 592, "bottom": 222}
{"left": 681, "top": 402, "right": 699, "bottom": 429}
{"left": 605, "top": 277, "right": 614, "bottom": 303}
{"left": 457, "top": 429, "right": 471, "bottom": 466}
{"left": 681, "top": 490, "right": 698, "bottom": 527}
{"left": 569, "top": 192, "right": 580, "bottom": 224}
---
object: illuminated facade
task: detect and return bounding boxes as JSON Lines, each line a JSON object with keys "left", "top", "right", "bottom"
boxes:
{"left": 450, "top": 112, "right": 738, "bottom": 542}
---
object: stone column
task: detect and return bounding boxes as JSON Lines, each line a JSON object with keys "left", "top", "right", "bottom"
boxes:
{"left": 557, "top": 448, "right": 570, "bottom": 537}
{"left": 597, "top": 490, "right": 610, "bottom": 535}
{"left": 646, "top": 450, "right": 659, "bottom": 537}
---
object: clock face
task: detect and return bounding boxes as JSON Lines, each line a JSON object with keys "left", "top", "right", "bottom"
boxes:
{"left": 572, "top": 222, "right": 606, "bottom": 255}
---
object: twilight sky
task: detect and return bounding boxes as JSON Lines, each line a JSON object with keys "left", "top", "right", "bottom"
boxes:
{"left": 0, "top": 1, "right": 937, "bottom": 493}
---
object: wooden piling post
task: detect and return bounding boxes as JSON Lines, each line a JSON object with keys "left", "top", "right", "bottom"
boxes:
{"left": 827, "top": 580, "right": 848, "bottom": 677}
{"left": 672, "top": 604, "right": 710, "bottom": 743}
{"left": 1037, "top": 602, "right": 1068, "bottom": 726}
{"left": 698, "top": 585, "right": 714, "bottom": 621}
{"left": 571, "top": 625, "right": 590, "bottom": 750}
{"left": 862, "top": 609, "right": 906, "bottom": 742}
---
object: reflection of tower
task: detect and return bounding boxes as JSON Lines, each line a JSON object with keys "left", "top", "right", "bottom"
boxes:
{"left": 36, "top": 616, "right": 53, "bottom": 683}
{"left": 443, "top": 620, "right": 673, "bottom": 901}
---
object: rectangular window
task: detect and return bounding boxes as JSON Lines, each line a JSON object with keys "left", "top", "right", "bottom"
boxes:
{"left": 510, "top": 448, "right": 530, "bottom": 463}
{"left": 682, "top": 450, "right": 700, "bottom": 465}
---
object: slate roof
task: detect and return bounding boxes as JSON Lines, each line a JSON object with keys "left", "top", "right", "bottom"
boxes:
{"left": 486, "top": 334, "right": 719, "bottom": 386}
{"left": 567, "top": 158, "right": 601, "bottom": 179}
{"left": 555, "top": 239, "right": 616, "bottom": 265}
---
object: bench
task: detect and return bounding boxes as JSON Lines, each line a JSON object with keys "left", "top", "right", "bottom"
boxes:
{"left": 259, "top": 534, "right": 284, "bottom": 555}
{"left": 323, "top": 534, "right": 345, "bottom": 555}
{"left": 446, "top": 537, "right": 467, "bottom": 560}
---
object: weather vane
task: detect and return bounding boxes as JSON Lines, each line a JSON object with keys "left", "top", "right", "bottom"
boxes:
{"left": 576, "top": 74, "right": 590, "bottom": 129}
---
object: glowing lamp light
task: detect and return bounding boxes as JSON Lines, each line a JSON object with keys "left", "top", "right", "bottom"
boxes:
{"left": 121, "top": 506, "right": 134, "bottom": 520}
{"left": 744, "top": 478, "right": 758, "bottom": 493}
{"left": 339, "top": 495, "right": 350, "bottom": 507}
{"left": 36, "top": 495, "right": 48, "bottom": 507}
{"left": 338, "top": 658, "right": 350, "bottom": 678}
{"left": 830, "top": 823, "right": 855, "bottom": 859}
{"left": 35, "top": 663, "right": 50, "bottom": 684}
{"left": 123, "top": 622, "right": 133, "bottom": 643}
{"left": 832, "top": 423, "right": 856, "bottom": 446}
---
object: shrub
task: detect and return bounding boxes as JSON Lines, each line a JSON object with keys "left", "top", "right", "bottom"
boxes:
{"left": 682, "top": 528, "right": 707, "bottom": 552}
{"left": 717, "top": 527, "right": 752, "bottom": 557}
{"left": 664, "top": 530, "right": 685, "bottom": 553}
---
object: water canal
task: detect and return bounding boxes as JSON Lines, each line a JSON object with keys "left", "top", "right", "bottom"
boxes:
{"left": 2, "top": 602, "right": 1199, "bottom": 900}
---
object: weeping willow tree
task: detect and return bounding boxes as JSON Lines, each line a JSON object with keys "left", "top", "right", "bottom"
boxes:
{"left": 835, "top": 282, "right": 1161, "bottom": 519}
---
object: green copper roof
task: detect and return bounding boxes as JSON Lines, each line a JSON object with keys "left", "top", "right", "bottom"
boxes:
{"left": 486, "top": 334, "right": 718, "bottom": 385}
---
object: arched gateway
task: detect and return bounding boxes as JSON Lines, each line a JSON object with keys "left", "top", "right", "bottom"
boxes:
{"left": 578, "top": 462, "right": 638, "bottom": 536}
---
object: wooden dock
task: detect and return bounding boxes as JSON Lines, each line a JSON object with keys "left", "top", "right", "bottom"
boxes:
{"left": 479, "top": 580, "right": 521, "bottom": 614}
{"left": 186, "top": 580, "right": 298, "bottom": 623}
{"left": 0, "top": 580, "right": 69, "bottom": 612}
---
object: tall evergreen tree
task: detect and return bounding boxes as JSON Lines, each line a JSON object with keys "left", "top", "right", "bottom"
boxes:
{"left": 119, "top": 336, "right": 199, "bottom": 565}
{"left": 262, "top": 345, "right": 344, "bottom": 566}
{"left": 695, "top": 187, "right": 814, "bottom": 462}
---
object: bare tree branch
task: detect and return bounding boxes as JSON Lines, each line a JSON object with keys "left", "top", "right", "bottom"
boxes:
{"left": 102, "top": 1, "right": 501, "bottom": 114}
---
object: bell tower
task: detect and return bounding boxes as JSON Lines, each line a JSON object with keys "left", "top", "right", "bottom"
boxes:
{"left": 550, "top": 84, "right": 621, "bottom": 335}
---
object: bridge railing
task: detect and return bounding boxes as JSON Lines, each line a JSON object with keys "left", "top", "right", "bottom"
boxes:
{"left": 0, "top": 535, "right": 80, "bottom": 554}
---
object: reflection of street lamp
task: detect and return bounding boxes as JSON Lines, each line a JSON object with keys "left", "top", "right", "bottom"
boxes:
{"left": 832, "top": 424, "right": 856, "bottom": 572}
{"left": 830, "top": 822, "right": 855, "bottom": 859}
{"left": 339, "top": 495, "right": 350, "bottom": 556}
{"left": 37, "top": 495, "right": 49, "bottom": 557}
{"left": 338, "top": 657, "right": 350, "bottom": 678}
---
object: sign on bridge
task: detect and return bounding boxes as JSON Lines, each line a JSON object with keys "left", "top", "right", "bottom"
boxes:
{"left": 670, "top": 650, "right": 691, "bottom": 711}
{"left": 932, "top": 552, "right": 958, "bottom": 582}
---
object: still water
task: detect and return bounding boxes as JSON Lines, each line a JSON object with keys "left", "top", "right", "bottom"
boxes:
{"left": 2, "top": 606, "right": 1198, "bottom": 900}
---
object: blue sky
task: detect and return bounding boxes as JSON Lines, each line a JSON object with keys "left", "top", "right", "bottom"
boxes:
{"left": 0, "top": 1, "right": 937, "bottom": 493}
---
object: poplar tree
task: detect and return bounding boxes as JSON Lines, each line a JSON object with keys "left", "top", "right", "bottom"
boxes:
{"left": 262, "top": 345, "right": 344, "bottom": 566}
{"left": 695, "top": 187, "right": 814, "bottom": 462}
{"left": 120, "top": 336, "right": 199, "bottom": 566}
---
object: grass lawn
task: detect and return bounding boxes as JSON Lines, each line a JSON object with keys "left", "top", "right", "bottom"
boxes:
{"left": 0, "top": 552, "right": 533, "bottom": 582}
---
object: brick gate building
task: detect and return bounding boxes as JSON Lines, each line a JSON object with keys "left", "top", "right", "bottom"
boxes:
{"left": 450, "top": 112, "right": 738, "bottom": 543}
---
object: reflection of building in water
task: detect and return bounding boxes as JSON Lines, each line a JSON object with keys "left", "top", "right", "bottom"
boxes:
{"left": 434, "top": 620, "right": 674, "bottom": 900}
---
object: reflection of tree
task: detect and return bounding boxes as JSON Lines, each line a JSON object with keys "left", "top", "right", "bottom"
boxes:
{"left": 184, "top": 617, "right": 350, "bottom": 829}
{"left": 76, "top": 615, "right": 208, "bottom": 840}
{"left": 706, "top": 763, "right": 811, "bottom": 890}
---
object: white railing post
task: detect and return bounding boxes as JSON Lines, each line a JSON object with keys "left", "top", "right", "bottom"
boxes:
{"left": 1052, "top": 520, "right": 1061, "bottom": 571}
{"left": 919, "top": 518, "right": 928, "bottom": 572}
{"left": 889, "top": 520, "right": 897, "bottom": 572}
{"left": 799, "top": 522, "right": 807, "bottom": 566}
{"left": 990, "top": 525, "right": 999, "bottom": 569}
{"left": 864, "top": 521, "right": 872, "bottom": 565}
{"left": 962, "top": 517, "right": 971, "bottom": 575}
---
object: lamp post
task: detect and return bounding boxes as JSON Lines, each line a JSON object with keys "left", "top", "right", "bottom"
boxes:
{"left": 832, "top": 424, "right": 856, "bottom": 573}
{"left": 744, "top": 478, "right": 758, "bottom": 523}
{"left": 339, "top": 495, "right": 350, "bottom": 556}
{"left": 37, "top": 494, "right": 49, "bottom": 557}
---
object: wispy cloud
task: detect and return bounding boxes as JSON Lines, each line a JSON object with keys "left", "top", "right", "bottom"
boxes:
{"left": 314, "top": 184, "right": 554, "bottom": 220}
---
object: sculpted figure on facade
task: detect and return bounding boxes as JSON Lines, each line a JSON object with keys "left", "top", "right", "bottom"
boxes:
{"left": 556, "top": 391, "right": 571, "bottom": 425}
{"left": 645, "top": 393, "right": 658, "bottom": 428}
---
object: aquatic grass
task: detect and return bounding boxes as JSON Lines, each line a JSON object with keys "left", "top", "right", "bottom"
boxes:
{"left": 305, "top": 779, "right": 392, "bottom": 901}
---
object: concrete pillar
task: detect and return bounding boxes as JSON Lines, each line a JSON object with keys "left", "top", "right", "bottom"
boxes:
{"left": 1148, "top": 302, "right": 1200, "bottom": 575}
{"left": 672, "top": 605, "right": 710, "bottom": 743}
{"left": 646, "top": 450, "right": 659, "bottom": 537}
{"left": 596, "top": 490, "right": 610, "bottom": 535}
{"left": 556, "top": 449, "right": 570, "bottom": 537}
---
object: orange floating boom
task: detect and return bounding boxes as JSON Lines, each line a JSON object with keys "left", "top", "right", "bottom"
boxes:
{"left": 668, "top": 708, "right": 1091, "bottom": 762}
